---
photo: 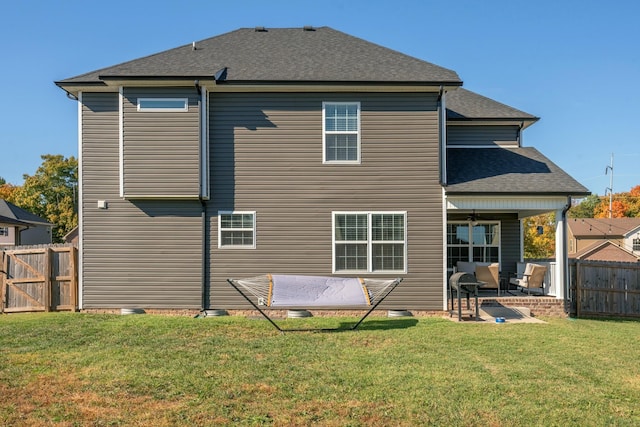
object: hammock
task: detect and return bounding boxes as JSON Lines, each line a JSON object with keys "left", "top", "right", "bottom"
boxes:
{"left": 227, "top": 274, "right": 403, "bottom": 332}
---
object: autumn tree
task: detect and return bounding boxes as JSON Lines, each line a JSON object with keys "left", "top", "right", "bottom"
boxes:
{"left": 594, "top": 199, "right": 630, "bottom": 218}
{"left": 11, "top": 155, "right": 78, "bottom": 242}
{"left": 523, "top": 213, "right": 556, "bottom": 258}
{"left": 568, "top": 194, "right": 601, "bottom": 218}
{"left": 0, "top": 177, "right": 18, "bottom": 202}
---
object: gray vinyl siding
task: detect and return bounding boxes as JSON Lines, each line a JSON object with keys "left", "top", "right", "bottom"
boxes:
{"left": 447, "top": 125, "right": 519, "bottom": 147}
{"left": 499, "top": 216, "right": 521, "bottom": 277}
{"left": 81, "top": 92, "right": 203, "bottom": 309}
{"left": 207, "top": 92, "right": 443, "bottom": 310}
{"left": 121, "top": 87, "right": 201, "bottom": 198}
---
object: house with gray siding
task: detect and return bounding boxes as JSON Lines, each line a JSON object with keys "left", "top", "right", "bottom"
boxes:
{"left": 55, "top": 27, "right": 589, "bottom": 312}
{"left": 0, "top": 199, "right": 53, "bottom": 246}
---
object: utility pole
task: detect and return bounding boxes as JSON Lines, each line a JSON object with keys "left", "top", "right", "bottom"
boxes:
{"left": 605, "top": 153, "right": 614, "bottom": 218}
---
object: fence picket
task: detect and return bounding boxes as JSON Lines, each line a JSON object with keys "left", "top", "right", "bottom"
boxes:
{"left": 572, "top": 260, "right": 640, "bottom": 318}
{"left": 1, "top": 243, "right": 77, "bottom": 313}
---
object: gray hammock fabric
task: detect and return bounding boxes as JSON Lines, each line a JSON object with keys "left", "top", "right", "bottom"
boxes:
{"left": 271, "top": 275, "right": 368, "bottom": 306}
{"left": 226, "top": 274, "right": 403, "bottom": 332}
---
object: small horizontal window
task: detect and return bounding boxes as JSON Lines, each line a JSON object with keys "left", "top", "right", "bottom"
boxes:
{"left": 137, "top": 98, "right": 188, "bottom": 112}
{"left": 218, "top": 211, "right": 256, "bottom": 249}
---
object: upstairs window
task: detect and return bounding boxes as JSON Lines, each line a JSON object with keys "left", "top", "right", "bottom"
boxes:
{"left": 0, "top": 227, "right": 8, "bottom": 236}
{"left": 323, "top": 102, "right": 360, "bottom": 163}
{"left": 218, "top": 212, "right": 256, "bottom": 249}
{"left": 137, "top": 98, "right": 188, "bottom": 112}
{"left": 633, "top": 238, "right": 640, "bottom": 252}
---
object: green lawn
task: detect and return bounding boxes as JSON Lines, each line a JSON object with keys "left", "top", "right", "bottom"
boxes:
{"left": 1, "top": 313, "right": 639, "bottom": 426}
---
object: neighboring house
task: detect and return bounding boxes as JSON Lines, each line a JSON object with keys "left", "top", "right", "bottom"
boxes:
{"left": 63, "top": 226, "right": 79, "bottom": 245}
{"left": 568, "top": 217, "right": 640, "bottom": 260}
{"left": 0, "top": 199, "right": 53, "bottom": 246}
{"left": 570, "top": 240, "right": 640, "bottom": 262}
{"left": 55, "top": 26, "right": 589, "bottom": 311}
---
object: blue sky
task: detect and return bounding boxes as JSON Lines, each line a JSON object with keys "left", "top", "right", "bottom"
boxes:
{"left": 2, "top": 0, "right": 639, "bottom": 196}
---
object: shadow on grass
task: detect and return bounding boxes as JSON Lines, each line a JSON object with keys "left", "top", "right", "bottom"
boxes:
{"left": 272, "top": 318, "right": 420, "bottom": 333}
{"left": 348, "top": 318, "right": 419, "bottom": 331}
{"left": 571, "top": 315, "right": 640, "bottom": 323}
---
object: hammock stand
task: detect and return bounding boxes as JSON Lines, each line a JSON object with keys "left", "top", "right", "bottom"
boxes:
{"left": 226, "top": 274, "right": 403, "bottom": 332}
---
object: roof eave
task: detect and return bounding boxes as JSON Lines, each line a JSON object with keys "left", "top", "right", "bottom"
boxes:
{"left": 444, "top": 190, "right": 592, "bottom": 197}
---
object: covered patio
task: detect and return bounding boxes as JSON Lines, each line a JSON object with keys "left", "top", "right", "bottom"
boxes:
{"left": 443, "top": 146, "right": 591, "bottom": 312}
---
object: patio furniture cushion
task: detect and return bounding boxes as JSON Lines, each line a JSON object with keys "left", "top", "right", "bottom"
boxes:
{"left": 475, "top": 263, "right": 500, "bottom": 290}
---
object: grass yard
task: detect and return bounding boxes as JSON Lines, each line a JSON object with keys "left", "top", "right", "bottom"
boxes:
{"left": 1, "top": 313, "right": 639, "bottom": 426}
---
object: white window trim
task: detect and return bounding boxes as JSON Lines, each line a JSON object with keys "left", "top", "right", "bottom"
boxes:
{"left": 137, "top": 98, "right": 189, "bottom": 112}
{"left": 447, "top": 220, "right": 502, "bottom": 266}
{"left": 322, "top": 101, "right": 361, "bottom": 164}
{"left": 332, "top": 211, "right": 407, "bottom": 274}
{"left": 218, "top": 211, "right": 256, "bottom": 249}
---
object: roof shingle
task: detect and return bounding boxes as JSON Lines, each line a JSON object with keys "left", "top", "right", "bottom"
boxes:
{"left": 57, "top": 27, "right": 462, "bottom": 86}
{"left": 445, "top": 147, "right": 590, "bottom": 195}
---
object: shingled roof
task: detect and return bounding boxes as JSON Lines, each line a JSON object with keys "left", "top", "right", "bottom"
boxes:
{"left": 56, "top": 27, "right": 462, "bottom": 88}
{"left": 446, "top": 88, "right": 539, "bottom": 128}
{"left": 568, "top": 217, "right": 640, "bottom": 238}
{"left": 445, "top": 147, "right": 590, "bottom": 195}
{"left": 0, "top": 199, "right": 52, "bottom": 226}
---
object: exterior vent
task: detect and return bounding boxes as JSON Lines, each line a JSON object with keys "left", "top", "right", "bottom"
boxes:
{"left": 303, "top": 26, "right": 315, "bottom": 31}
{"left": 254, "top": 26, "right": 267, "bottom": 32}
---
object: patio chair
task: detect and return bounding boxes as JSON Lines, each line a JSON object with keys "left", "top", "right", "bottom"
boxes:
{"left": 475, "top": 263, "right": 501, "bottom": 295}
{"left": 510, "top": 263, "right": 546, "bottom": 295}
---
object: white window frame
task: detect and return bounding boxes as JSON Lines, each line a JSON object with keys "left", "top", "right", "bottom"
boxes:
{"left": 332, "top": 211, "right": 407, "bottom": 274}
{"left": 0, "top": 226, "right": 8, "bottom": 236}
{"left": 137, "top": 98, "right": 189, "bottom": 112}
{"left": 633, "top": 238, "right": 640, "bottom": 252}
{"left": 322, "top": 102, "right": 361, "bottom": 164}
{"left": 447, "top": 221, "right": 501, "bottom": 269}
{"left": 218, "top": 211, "right": 256, "bottom": 249}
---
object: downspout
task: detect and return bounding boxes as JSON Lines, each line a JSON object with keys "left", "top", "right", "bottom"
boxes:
{"left": 562, "top": 196, "right": 572, "bottom": 314}
{"left": 200, "top": 198, "right": 207, "bottom": 311}
{"left": 438, "top": 85, "right": 446, "bottom": 185}
{"left": 438, "top": 85, "right": 448, "bottom": 310}
{"left": 195, "top": 79, "right": 207, "bottom": 311}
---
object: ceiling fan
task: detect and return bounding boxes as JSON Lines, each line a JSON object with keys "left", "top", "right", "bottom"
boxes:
{"left": 466, "top": 210, "right": 481, "bottom": 224}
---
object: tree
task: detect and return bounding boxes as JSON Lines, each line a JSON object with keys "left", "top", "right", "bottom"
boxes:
{"left": 568, "top": 194, "right": 601, "bottom": 218}
{"left": 523, "top": 213, "right": 556, "bottom": 259}
{"left": 594, "top": 199, "right": 629, "bottom": 218}
{"left": 0, "top": 181, "right": 18, "bottom": 202}
{"left": 11, "top": 155, "right": 78, "bottom": 242}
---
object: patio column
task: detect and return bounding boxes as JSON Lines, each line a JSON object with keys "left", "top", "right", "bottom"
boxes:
{"left": 554, "top": 208, "right": 566, "bottom": 300}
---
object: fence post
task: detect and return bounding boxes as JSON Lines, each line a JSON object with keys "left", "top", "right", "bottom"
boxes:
{"left": 44, "top": 247, "right": 52, "bottom": 312}
{"left": 70, "top": 246, "right": 78, "bottom": 311}
{"left": 576, "top": 260, "right": 581, "bottom": 318}
{"left": 1, "top": 250, "right": 6, "bottom": 313}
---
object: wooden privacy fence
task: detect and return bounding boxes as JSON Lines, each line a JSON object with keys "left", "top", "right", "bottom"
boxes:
{"left": 1, "top": 244, "right": 78, "bottom": 313}
{"left": 571, "top": 260, "right": 640, "bottom": 318}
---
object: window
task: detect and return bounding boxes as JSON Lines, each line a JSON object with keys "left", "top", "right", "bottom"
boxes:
{"left": 137, "top": 98, "right": 188, "bottom": 112}
{"left": 633, "top": 238, "right": 640, "bottom": 252}
{"left": 0, "top": 227, "right": 8, "bottom": 236}
{"left": 218, "top": 212, "right": 255, "bottom": 248}
{"left": 447, "top": 222, "right": 500, "bottom": 270}
{"left": 323, "top": 102, "right": 360, "bottom": 163}
{"left": 333, "top": 212, "right": 406, "bottom": 273}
